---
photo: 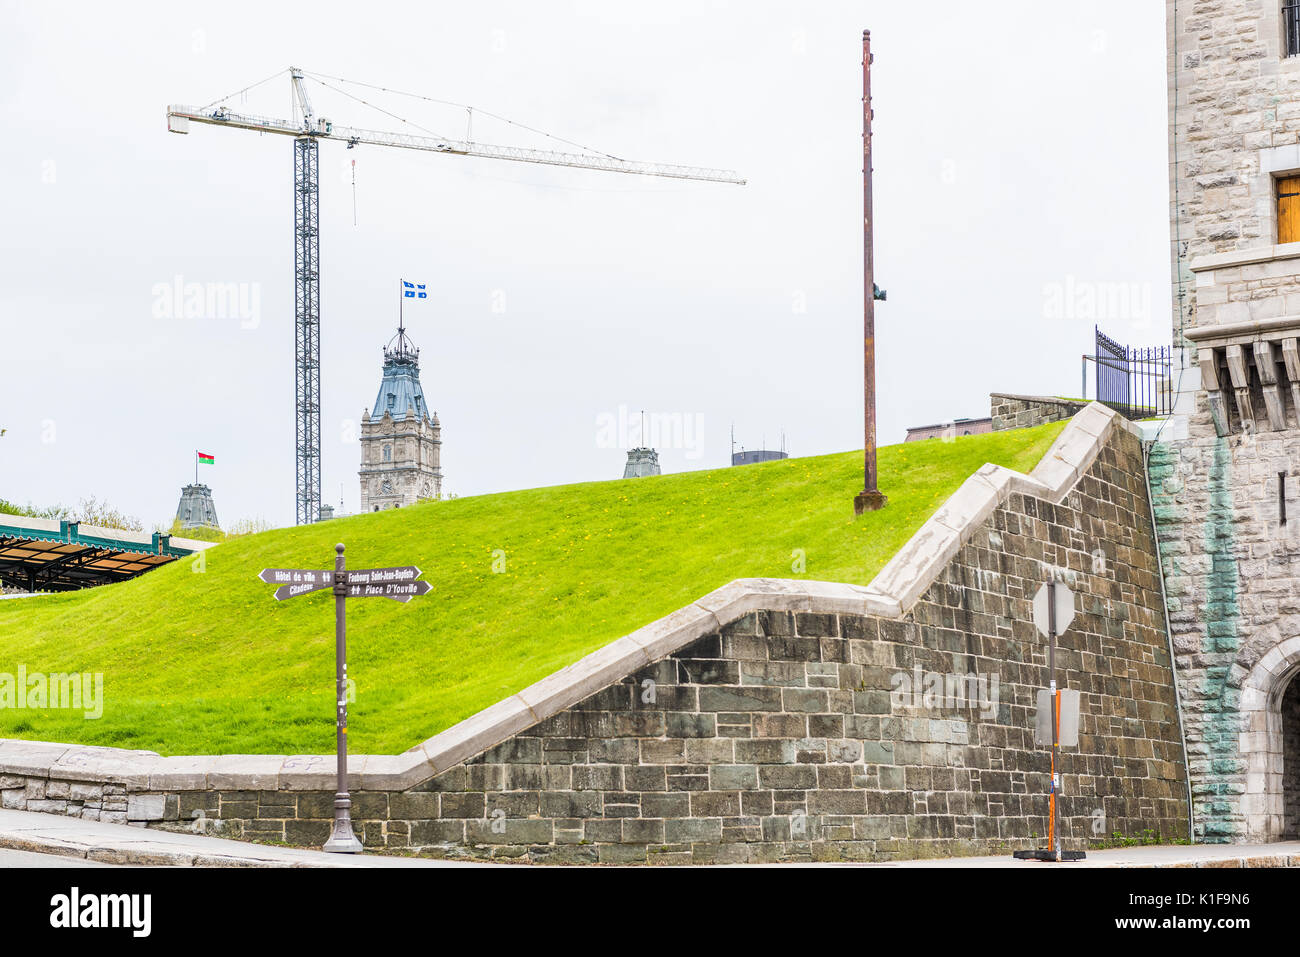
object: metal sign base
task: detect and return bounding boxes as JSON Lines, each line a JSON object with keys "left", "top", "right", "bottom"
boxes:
{"left": 1013, "top": 849, "right": 1086, "bottom": 862}
{"left": 322, "top": 792, "right": 363, "bottom": 853}
{"left": 323, "top": 832, "right": 364, "bottom": 853}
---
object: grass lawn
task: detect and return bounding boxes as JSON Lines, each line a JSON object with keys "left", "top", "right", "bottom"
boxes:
{"left": 0, "top": 422, "right": 1065, "bottom": 755}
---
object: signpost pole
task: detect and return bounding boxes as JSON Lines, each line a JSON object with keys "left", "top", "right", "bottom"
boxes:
{"left": 323, "top": 542, "right": 362, "bottom": 853}
{"left": 258, "top": 549, "right": 428, "bottom": 853}
{"left": 1048, "top": 575, "right": 1059, "bottom": 860}
{"left": 1014, "top": 576, "right": 1084, "bottom": 862}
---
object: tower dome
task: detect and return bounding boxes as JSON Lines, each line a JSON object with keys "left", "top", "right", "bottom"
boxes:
{"left": 358, "top": 321, "right": 443, "bottom": 511}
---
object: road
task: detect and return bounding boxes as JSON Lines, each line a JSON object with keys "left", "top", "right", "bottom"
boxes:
{"left": 0, "top": 848, "right": 116, "bottom": 867}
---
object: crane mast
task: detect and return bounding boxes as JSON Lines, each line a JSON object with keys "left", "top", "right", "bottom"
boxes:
{"left": 168, "top": 69, "right": 743, "bottom": 524}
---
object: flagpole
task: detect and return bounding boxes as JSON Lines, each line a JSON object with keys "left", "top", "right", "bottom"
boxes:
{"left": 195, "top": 450, "right": 198, "bottom": 486}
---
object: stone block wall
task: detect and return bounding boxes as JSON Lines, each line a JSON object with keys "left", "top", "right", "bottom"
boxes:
{"left": 990, "top": 394, "right": 1088, "bottom": 432}
{"left": 1155, "top": 0, "right": 1300, "bottom": 844}
{"left": 0, "top": 416, "right": 1189, "bottom": 863}
{"left": 1149, "top": 406, "right": 1300, "bottom": 841}
{"left": 1167, "top": 0, "right": 1300, "bottom": 337}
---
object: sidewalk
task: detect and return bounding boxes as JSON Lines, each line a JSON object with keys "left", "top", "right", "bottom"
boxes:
{"left": 2, "top": 807, "right": 1297, "bottom": 867}
{"left": 878, "top": 841, "right": 1300, "bottom": 868}
{"left": 0, "top": 808, "right": 482, "bottom": 868}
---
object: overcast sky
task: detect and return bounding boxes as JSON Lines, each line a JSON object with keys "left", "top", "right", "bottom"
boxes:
{"left": 0, "top": 0, "right": 1169, "bottom": 529}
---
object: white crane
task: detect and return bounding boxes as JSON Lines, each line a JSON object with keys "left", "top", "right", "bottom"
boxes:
{"left": 167, "top": 68, "right": 745, "bottom": 524}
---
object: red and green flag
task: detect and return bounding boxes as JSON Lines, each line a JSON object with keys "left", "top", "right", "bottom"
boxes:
{"left": 197, "top": 452, "right": 214, "bottom": 465}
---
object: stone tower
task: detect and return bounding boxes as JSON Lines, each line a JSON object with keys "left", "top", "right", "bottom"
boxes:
{"left": 622, "top": 448, "right": 660, "bottom": 478}
{"left": 174, "top": 484, "right": 219, "bottom": 529}
{"left": 1158, "top": 0, "right": 1300, "bottom": 844}
{"left": 359, "top": 324, "right": 442, "bottom": 511}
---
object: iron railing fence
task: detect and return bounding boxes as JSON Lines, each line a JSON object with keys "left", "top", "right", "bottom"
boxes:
{"left": 1094, "top": 326, "right": 1174, "bottom": 420}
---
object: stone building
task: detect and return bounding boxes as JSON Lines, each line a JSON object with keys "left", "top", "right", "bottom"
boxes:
{"left": 174, "top": 484, "right": 218, "bottom": 530}
{"left": 904, "top": 416, "right": 993, "bottom": 443}
{"left": 359, "top": 325, "right": 442, "bottom": 512}
{"left": 622, "top": 448, "right": 660, "bottom": 478}
{"left": 1154, "top": 0, "right": 1300, "bottom": 842}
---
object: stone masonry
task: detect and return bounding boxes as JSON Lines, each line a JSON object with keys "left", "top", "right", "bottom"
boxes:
{"left": 990, "top": 394, "right": 1088, "bottom": 433}
{"left": 1154, "top": 0, "right": 1300, "bottom": 842}
{"left": 1149, "top": 423, "right": 1300, "bottom": 841}
{"left": 0, "top": 408, "right": 1189, "bottom": 863}
{"left": 1166, "top": 0, "right": 1300, "bottom": 336}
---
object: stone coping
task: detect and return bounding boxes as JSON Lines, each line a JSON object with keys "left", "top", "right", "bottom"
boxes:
{"left": 0, "top": 403, "right": 1135, "bottom": 793}
{"left": 1181, "top": 315, "right": 1300, "bottom": 346}
{"left": 1188, "top": 241, "right": 1300, "bottom": 273}
{"left": 989, "top": 392, "right": 1087, "bottom": 407}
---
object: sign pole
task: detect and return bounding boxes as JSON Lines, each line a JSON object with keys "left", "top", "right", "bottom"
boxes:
{"left": 258, "top": 549, "right": 429, "bottom": 853}
{"left": 1015, "top": 576, "right": 1084, "bottom": 862}
{"left": 1048, "top": 574, "right": 1059, "bottom": 859}
{"left": 323, "top": 542, "right": 362, "bottom": 853}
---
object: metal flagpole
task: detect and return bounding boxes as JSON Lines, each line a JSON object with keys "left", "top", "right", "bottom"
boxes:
{"left": 854, "top": 28, "right": 887, "bottom": 516}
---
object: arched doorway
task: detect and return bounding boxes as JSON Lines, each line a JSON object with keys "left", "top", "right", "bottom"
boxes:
{"left": 1284, "top": 673, "right": 1300, "bottom": 840}
{"left": 1240, "top": 638, "right": 1300, "bottom": 841}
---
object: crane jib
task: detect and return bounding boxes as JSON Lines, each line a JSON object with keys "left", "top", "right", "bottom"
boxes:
{"left": 165, "top": 73, "right": 743, "bottom": 525}
{"left": 165, "top": 106, "right": 745, "bottom": 185}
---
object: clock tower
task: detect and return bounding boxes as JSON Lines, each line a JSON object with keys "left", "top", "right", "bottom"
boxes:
{"left": 359, "top": 323, "right": 442, "bottom": 511}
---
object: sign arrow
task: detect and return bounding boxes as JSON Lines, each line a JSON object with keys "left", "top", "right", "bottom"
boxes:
{"left": 259, "top": 568, "right": 332, "bottom": 587}
{"left": 273, "top": 581, "right": 333, "bottom": 601}
{"left": 342, "top": 566, "right": 422, "bottom": 586}
{"left": 344, "top": 579, "right": 432, "bottom": 602}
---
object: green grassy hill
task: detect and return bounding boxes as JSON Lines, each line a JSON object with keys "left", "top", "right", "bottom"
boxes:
{"left": 0, "top": 423, "right": 1065, "bottom": 755}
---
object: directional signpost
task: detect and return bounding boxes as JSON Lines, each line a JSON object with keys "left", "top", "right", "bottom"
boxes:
{"left": 1015, "top": 576, "right": 1086, "bottom": 863}
{"left": 259, "top": 544, "right": 430, "bottom": 853}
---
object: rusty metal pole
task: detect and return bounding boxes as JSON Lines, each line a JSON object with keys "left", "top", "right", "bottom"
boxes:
{"left": 855, "top": 29, "right": 887, "bottom": 516}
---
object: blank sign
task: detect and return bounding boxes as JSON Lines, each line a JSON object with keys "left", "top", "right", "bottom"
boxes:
{"left": 1034, "top": 689, "right": 1081, "bottom": 747}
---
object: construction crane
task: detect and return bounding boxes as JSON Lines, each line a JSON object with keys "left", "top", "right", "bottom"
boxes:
{"left": 168, "top": 67, "right": 745, "bottom": 525}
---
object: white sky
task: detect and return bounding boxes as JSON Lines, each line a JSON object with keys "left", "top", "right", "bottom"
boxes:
{"left": 0, "top": 0, "right": 1170, "bottom": 529}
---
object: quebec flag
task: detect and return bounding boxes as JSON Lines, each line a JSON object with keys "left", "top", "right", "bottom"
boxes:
{"left": 402, "top": 280, "right": 427, "bottom": 299}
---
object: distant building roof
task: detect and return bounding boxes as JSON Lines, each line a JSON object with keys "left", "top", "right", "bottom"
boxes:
{"left": 0, "top": 515, "right": 211, "bottom": 592}
{"left": 370, "top": 325, "right": 434, "bottom": 423}
{"left": 732, "top": 449, "right": 788, "bottom": 466}
{"left": 904, "top": 417, "right": 993, "bottom": 442}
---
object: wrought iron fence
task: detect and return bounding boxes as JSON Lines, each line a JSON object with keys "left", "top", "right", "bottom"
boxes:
{"left": 1094, "top": 326, "right": 1173, "bottom": 420}
{"left": 1287, "top": 2, "right": 1300, "bottom": 58}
